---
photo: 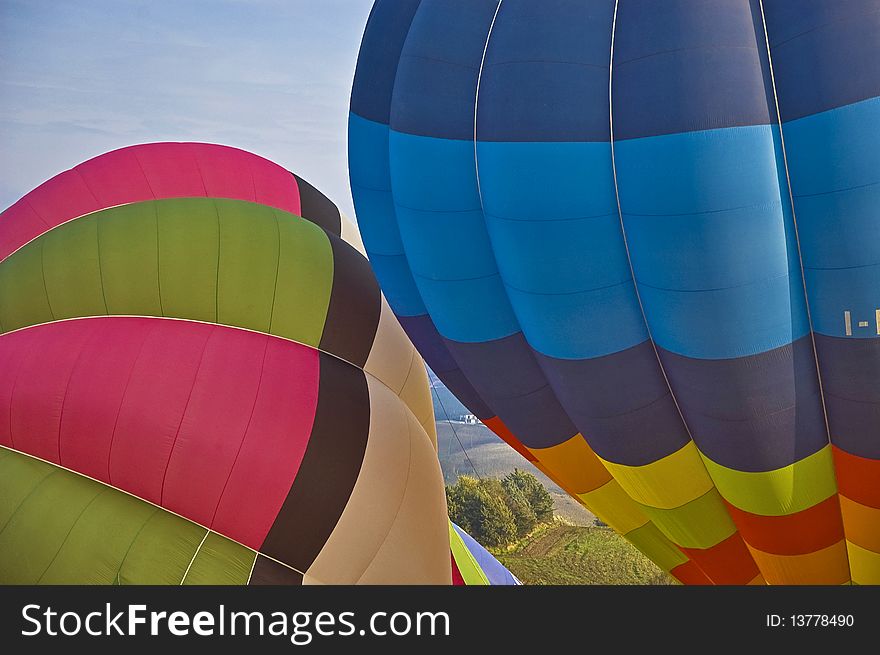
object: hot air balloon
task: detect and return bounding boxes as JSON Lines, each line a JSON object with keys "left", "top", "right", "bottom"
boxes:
{"left": 449, "top": 521, "right": 520, "bottom": 585}
{"left": 349, "top": 0, "right": 880, "bottom": 585}
{"left": 0, "top": 143, "right": 450, "bottom": 584}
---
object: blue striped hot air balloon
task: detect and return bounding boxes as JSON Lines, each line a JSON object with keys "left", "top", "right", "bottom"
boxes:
{"left": 349, "top": 0, "right": 880, "bottom": 585}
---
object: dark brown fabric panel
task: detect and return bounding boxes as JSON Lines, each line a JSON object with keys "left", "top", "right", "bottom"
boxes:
{"left": 248, "top": 555, "right": 303, "bottom": 585}
{"left": 319, "top": 236, "right": 381, "bottom": 367}
{"left": 292, "top": 173, "right": 342, "bottom": 236}
{"left": 260, "top": 353, "right": 370, "bottom": 572}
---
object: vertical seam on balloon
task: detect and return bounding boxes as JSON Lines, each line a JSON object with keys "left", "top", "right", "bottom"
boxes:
{"left": 54, "top": 327, "right": 96, "bottom": 465}
{"left": 112, "top": 506, "right": 159, "bottom": 585}
{"left": 607, "top": 0, "right": 699, "bottom": 454}
{"left": 207, "top": 333, "right": 270, "bottom": 532}
{"left": 607, "top": 1, "right": 734, "bottom": 577}
{"left": 473, "top": 0, "right": 503, "bottom": 205}
{"left": 213, "top": 199, "right": 221, "bottom": 324}
{"left": 95, "top": 217, "right": 110, "bottom": 314}
{"left": 72, "top": 167, "right": 101, "bottom": 205}
{"left": 353, "top": 397, "right": 413, "bottom": 585}
{"left": 5, "top": 338, "right": 29, "bottom": 450}
{"left": 267, "top": 209, "right": 282, "bottom": 334}
{"left": 179, "top": 528, "right": 210, "bottom": 585}
{"left": 0, "top": 468, "right": 57, "bottom": 538}
{"left": 38, "top": 241, "right": 56, "bottom": 321}
{"left": 154, "top": 201, "right": 164, "bottom": 315}
{"left": 190, "top": 150, "right": 210, "bottom": 197}
{"left": 22, "top": 197, "right": 51, "bottom": 229}
{"left": 245, "top": 551, "right": 259, "bottom": 586}
{"left": 131, "top": 150, "right": 157, "bottom": 200}
{"left": 35, "top": 485, "right": 105, "bottom": 583}
{"left": 106, "top": 321, "right": 155, "bottom": 485}
{"left": 3, "top": 443, "right": 308, "bottom": 580}
{"left": 158, "top": 326, "right": 213, "bottom": 506}
{"left": 756, "top": 0, "right": 848, "bottom": 579}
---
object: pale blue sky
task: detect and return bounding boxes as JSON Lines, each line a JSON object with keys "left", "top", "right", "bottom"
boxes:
{"left": 0, "top": 0, "right": 374, "bottom": 216}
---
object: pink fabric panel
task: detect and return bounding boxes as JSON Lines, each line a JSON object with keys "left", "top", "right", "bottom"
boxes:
{"left": 7, "top": 319, "right": 95, "bottom": 463}
{"left": 0, "top": 200, "right": 48, "bottom": 261}
{"left": 59, "top": 318, "right": 155, "bottom": 482}
{"left": 211, "top": 336, "right": 319, "bottom": 549}
{"left": 107, "top": 319, "right": 212, "bottom": 505}
{"left": 0, "top": 316, "right": 322, "bottom": 549}
{"left": 160, "top": 328, "right": 269, "bottom": 528}
{"left": 0, "top": 326, "right": 40, "bottom": 449}
{"left": 75, "top": 147, "right": 155, "bottom": 208}
{"left": 0, "top": 142, "right": 302, "bottom": 261}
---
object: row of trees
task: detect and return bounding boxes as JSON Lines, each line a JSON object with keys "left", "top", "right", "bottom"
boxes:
{"left": 446, "top": 469, "right": 554, "bottom": 548}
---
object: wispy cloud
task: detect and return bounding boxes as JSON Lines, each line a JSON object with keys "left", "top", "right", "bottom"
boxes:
{"left": 0, "top": 0, "right": 373, "bottom": 217}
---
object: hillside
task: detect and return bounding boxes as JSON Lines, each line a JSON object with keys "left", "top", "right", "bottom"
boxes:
{"left": 494, "top": 522, "right": 674, "bottom": 586}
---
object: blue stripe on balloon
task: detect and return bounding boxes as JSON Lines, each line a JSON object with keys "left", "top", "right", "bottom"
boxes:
{"left": 349, "top": 113, "right": 426, "bottom": 317}
{"left": 782, "top": 97, "right": 880, "bottom": 338}
{"left": 763, "top": 0, "right": 880, "bottom": 122}
{"left": 389, "top": 130, "right": 519, "bottom": 343}
{"left": 615, "top": 123, "right": 810, "bottom": 359}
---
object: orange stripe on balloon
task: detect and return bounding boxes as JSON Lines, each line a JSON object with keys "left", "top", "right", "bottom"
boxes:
{"left": 832, "top": 446, "right": 880, "bottom": 508}
{"left": 723, "top": 495, "right": 845, "bottom": 556}
{"left": 670, "top": 560, "right": 712, "bottom": 585}
{"left": 839, "top": 495, "right": 880, "bottom": 554}
{"left": 745, "top": 540, "right": 851, "bottom": 585}
{"left": 680, "top": 532, "right": 763, "bottom": 585}
{"left": 482, "top": 416, "right": 537, "bottom": 462}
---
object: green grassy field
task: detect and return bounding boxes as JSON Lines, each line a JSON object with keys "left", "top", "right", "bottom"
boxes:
{"left": 494, "top": 522, "right": 675, "bottom": 585}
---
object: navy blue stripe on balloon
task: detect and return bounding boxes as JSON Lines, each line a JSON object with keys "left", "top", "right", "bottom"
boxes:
{"left": 477, "top": 0, "right": 614, "bottom": 142}
{"left": 389, "top": 0, "right": 499, "bottom": 140}
{"left": 444, "top": 333, "right": 578, "bottom": 449}
{"left": 612, "top": 0, "right": 774, "bottom": 140}
{"left": 397, "top": 313, "right": 494, "bottom": 420}
{"left": 349, "top": 0, "right": 422, "bottom": 124}
{"left": 535, "top": 344, "right": 690, "bottom": 466}
{"left": 657, "top": 338, "right": 829, "bottom": 472}
{"left": 763, "top": 0, "right": 880, "bottom": 121}
{"left": 815, "top": 334, "right": 880, "bottom": 460}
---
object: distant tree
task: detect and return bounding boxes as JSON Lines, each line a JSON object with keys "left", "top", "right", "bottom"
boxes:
{"left": 446, "top": 476, "right": 517, "bottom": 547}
{"left": 503, "top": 469, "right": 554, "bottom": 523}
{"left": 500, "top": 478, "right": 537, "bottom": 538}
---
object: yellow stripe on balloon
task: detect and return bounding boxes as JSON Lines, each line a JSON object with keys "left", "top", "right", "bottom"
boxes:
{"left": 625, "top": 522, "right": 690, "bottom": 573}
{"left": 598, "top": 441, "right": 713, "bottom": 509}
{"left": 577, "top": 479, "right": 649, "bottom": 536}
{"left": 637, "top": 487, "right": 737, "bottom": 550}
{"left": 529, "top": 434, "right": 612, "bottom": 495}
{"left": 845, "top": 541, "right": 880, "bottom": 586}
{"left": 700, "top": 445, "right": 838, "bottom": 516}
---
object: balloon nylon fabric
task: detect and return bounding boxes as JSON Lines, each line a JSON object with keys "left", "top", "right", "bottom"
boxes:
{"left": 0, "top": 143, "right": 450, "bottom": 584}
{"left": 349, "top": 0, "right": 879, "bottom": 584}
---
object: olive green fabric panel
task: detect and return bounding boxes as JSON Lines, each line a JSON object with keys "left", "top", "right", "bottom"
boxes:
{"left": 216, "top": 200, "right": 279, "bottom": 333}
{"left": 0, "top": 198, "right": 335, "bottom": 348}
{"left": 269, "top": 208, "right": 333, "bottom": 346}
{"left": 157, "top": 198, "right": 220, "bottom": 323}
{"left": 41, "top": 215, "right": 107, "bottom": 320}
{"left": 182, "top": 532, "right": 256, "bottom": 585}
{"left": 99, "top": 202, "right": 163, "bottom": 316}
{"left": 0, "top": 243, "right": 54, "bottom": 331}
{"left": 0, "top": 449, "right": 257, "bottom": 585}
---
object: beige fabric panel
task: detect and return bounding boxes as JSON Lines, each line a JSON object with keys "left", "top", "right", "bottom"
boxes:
{"left": 364, "top": 297, "right": 437, "bottom": 449}
{"left": 338, "top": 212, "right": 366, "bottom": 256}
{"left": 303, "top": 375, "right": 449, "bottom": 584}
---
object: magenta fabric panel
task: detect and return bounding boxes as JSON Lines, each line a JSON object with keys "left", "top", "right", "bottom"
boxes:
{"left": 0, "top": 316, "right": 321, "bottom": 550}
{"left": 0, "top": 142, "right": 303, "bottom": 260}
{"left": 211, "top": 336, "right": 320, "bottom": 549}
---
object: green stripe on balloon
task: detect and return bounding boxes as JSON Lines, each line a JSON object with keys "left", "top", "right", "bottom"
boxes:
{"left": 0, "top": 448, "right": 258, "bottom": 584}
